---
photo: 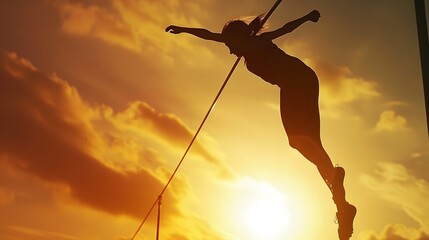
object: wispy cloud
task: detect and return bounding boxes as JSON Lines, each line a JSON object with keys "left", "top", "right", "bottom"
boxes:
{"left": 5, "top": 225, "right": 78, "bottom": 240}
{"left": 359, "top": 224, "right": 429, "bottom": 240}
{"left": 360, "top": 162, "right": 429, "bottom": 229}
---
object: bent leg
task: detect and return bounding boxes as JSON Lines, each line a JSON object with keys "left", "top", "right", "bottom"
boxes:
{"left": 279, "top": 77, "right": 346, "bottom": 205}
{"left": 279, "top": 78, "right": 334, "bottom": 187}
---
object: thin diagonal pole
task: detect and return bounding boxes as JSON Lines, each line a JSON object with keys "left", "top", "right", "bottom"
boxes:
{"left": 130, "top": 1, "right": 283, "bottom": 239}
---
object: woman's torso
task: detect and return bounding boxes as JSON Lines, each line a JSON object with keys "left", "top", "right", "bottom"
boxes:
{"left": 243, "top": 37, "right": 313, "bottom": 87}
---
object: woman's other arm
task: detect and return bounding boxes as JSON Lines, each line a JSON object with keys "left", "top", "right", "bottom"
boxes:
{"left": 165, "top": 25, "right": 225, "bottom": 42}
{"left": 259, "top": 10, "right": 320, "bottom": 40}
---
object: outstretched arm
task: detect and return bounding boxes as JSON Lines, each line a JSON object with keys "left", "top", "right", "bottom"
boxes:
{"left": 260, "top": 10, "right": 320, "bottom": 40}
{"left": 165, "top": 25, "right": 225, "bottom": 42}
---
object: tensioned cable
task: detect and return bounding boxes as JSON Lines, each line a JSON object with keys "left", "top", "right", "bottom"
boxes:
{"left": 130, "top": 1, "right": 283, "bottom": 239}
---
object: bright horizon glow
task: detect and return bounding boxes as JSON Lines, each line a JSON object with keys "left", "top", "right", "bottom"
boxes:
{"left": 241, "top": 181, "right": 294, "bottom": 240}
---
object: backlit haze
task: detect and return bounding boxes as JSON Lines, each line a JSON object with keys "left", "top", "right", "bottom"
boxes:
{"left": 1, "top": 1, "right": 429, "bottom": 240}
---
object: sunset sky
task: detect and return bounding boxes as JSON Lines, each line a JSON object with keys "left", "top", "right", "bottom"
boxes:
{"left": 1, "top": 0, "right": 429, "bottom": 240}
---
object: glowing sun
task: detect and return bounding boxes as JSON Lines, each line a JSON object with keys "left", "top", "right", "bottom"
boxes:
{"left": 242, "top": 182, "right": 293, "bottom": 239}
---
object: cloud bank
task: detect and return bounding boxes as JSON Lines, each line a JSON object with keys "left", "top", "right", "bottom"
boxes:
{"left": 0, "top": 51, "right": 233, "bottom": 233}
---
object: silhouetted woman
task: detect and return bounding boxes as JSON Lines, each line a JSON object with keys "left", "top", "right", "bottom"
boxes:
{"left": 166, "top": 10, "right": 356, "bottom": 240}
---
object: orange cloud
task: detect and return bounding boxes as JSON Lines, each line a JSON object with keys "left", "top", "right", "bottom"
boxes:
{"left": 112, "top": 101, "right": 235, "bottom": 179}
{"left": 0, "top": 52, "right": 180, "bottom": 220}
{"left": 375, "top": 110, "right": 409, "bottom": 132}
{"left": 0, "top": 51, "right": 232, "bottom": 225}
{"left": 54, "top": 0, "right": 192, "bottom": 52}
{"left": 57, "top": 2, "right": 140, "bottom": 52}
{"left": 360, "top": 224, "right": 429, "bottom": 240}
{"left": 304, "top": 58, "right": 380, "bottom": 117}
{"left": 53, "top": 0, "right": 218, "bottom": 68}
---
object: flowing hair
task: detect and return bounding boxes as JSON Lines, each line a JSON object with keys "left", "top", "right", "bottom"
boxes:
{"left": 222, "top": 14, "right": 267, "bottom": 37}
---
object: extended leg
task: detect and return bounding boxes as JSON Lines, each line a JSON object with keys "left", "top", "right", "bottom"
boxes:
{"left": 288, "top": 135, "right": 356, "bottom": 240}
{"left": 287, "top": 135, "right": 345, "bottom": 204}
{"left": 287, "top": 135, "right": 334, "bottom": 187}
{"left": 279, "top": 74, "right": 355, "bottom": 239}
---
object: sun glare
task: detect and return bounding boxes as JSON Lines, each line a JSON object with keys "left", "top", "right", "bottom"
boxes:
{"left": 241, "top": 181, "right": 294, "bottom": 240}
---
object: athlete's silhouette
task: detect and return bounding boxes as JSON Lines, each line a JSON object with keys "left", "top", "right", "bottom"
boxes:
{"left": 166, "top": 10, "right": 356, "bottom": 240}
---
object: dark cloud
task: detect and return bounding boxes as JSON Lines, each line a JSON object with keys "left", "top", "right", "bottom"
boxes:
{"left": 0, "top": 52, "right": 185, "bottom": 220}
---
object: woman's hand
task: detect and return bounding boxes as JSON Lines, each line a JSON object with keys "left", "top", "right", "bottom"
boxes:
{"left": 307, "top": 10, "right": 321, "bottom": 23}
{"left": 165, "top": 25, "right": 183, "bottom": 34}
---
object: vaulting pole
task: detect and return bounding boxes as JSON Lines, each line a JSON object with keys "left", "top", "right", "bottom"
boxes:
{"left": 414, "top": 0, "right": 429, "bottom": 137}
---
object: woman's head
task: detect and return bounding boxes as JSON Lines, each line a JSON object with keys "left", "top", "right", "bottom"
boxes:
{"left": 222, "top": 20, "right": 252, "bottom": 37}
{"left": 221, "top": 15, "right": 264, "bottom": 56}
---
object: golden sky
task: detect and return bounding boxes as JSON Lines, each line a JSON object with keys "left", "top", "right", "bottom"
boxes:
{"left": 0, "top": 0, "right": 429, "bottom": 240}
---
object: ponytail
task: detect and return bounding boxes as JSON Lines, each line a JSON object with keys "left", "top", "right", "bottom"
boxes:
{"left": 248, "top": 14, "right": 265, "bottom": 35}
